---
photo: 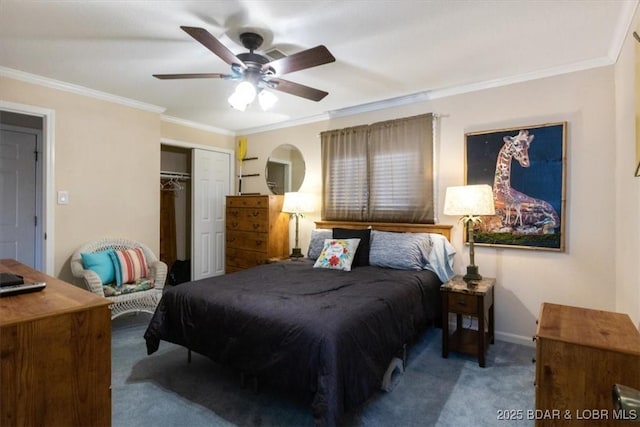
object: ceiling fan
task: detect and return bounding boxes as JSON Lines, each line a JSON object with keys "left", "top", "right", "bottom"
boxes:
{"left": 153, "top": 26, "right": 336, "bottom": 108}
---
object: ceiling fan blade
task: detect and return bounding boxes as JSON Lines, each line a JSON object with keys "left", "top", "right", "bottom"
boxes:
{"left": 270, "top": 78, "right": 329, "bottom": 102}
{"left": 153, "top": 73, "right": 229, "bottom": 79}
{"left": 263, "top": 45, "right": 335, "bottom": 75}
{"left": 181, "top": 26, "right": 247, "bottom": 69}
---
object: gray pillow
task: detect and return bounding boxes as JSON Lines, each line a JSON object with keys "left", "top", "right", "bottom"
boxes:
{"left": 369, "top": 230, "right": 432, "bottom": 270}
{"left": 307, "top": 229, "right": 332, "bottom": 260}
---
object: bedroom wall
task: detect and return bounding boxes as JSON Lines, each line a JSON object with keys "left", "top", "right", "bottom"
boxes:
{"left": 0, "top": 76, "right": 232, "bottom": 282}
{"left": 161, "top": 119, "right": 234, "bottom": 150}
{"left": 614, "top": 10, "right": 640, "bottom": 328}
{"left": 243, "top": 65, "right": 627, "bottom": 343}
{"left": 0, "top": 76, "right": 160, "bottom": 281}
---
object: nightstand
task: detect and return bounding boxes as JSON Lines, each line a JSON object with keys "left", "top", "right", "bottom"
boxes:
{"left": 441, "top": 275, "right": 495, "bottom": 367}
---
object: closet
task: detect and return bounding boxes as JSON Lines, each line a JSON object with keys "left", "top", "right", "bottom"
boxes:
{"left": 160, "top": 145, "right": 191, "bottom": 283}
{"left": 160, "top": 144, "right": 233, "bottom": 282}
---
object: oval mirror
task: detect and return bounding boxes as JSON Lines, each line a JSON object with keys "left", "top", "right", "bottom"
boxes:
{"left": 265, "top": 144, "right": 305, "bottom": 195}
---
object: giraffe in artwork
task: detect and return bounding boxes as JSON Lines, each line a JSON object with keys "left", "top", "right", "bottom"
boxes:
{"left": 492, "top": 130, "right": 559, "bottom": 233}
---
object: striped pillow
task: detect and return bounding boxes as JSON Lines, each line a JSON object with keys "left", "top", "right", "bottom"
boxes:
{"left": 109, "top": 248, "right": 148, "bottom": 286}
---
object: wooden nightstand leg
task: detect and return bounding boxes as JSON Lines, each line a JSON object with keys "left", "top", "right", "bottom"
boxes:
{"left": 479, "top": 298, "right": 486, "bottom": 368}
{"left": 455, "top": 313, "right": 463, "bottom": 349}
{"left": 441, "top": 293, "right": 449, "bottom": 358}
{"left": 489, "top": 302, "right": 495, "bottom": 345}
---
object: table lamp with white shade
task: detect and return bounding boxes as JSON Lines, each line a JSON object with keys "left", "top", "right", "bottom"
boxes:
{"left": 443, "top": 184, "right": 495, "bottom": 282}
{"left": 282, "top": 192, "right": 314, "bottom": 258}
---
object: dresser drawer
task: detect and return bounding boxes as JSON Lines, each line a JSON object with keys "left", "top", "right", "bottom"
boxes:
{"left": 226, "top": 209, "right": 269, "bottom": 232}
{"left": 226, "top": 230, "right": 268, "bottom": 251}
{"left": 447, "top": 292, "right": 478, "bottom": 315}
{"left": 225, "top": 247, "right": 266, "bottom": 269}
{"left": 227, "top": 196, "right": 269, "bottom": 208}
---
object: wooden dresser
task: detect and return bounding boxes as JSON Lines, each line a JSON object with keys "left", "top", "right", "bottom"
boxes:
{"left": 535, "top": 302, "right": 640, "bottom": 426}
{"left": 225, "top": 195, "right": 289, "bottom": 273}
{"left": 0, "top": 259, "right": 112, "bottom": 426}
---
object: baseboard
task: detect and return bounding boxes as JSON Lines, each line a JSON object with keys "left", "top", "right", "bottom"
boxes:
{"left": 445, "top": 317, "right": 535, "bottom": 348}
{"left": 495, "top": 331, "right": 535, "bottom": 348}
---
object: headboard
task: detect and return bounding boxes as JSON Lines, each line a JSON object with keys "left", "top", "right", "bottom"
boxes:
{"left": 314, "top": 221, "right": 452, "bottom": 241}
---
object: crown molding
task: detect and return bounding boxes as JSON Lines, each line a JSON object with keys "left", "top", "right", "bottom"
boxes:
{"left": 161, "top": 115, "right": 235, "bottom": 136}
{"left": 428, "top": 56, "right": 614, "bottom": 100}
{"left": 238, "top": 112, "right": 330, "bottom": 135}
{"left": 327, "top": 56, "right": 614, "bottom": 120}
{"left": 327, "top": 92, "right": 432, "bottom": 119}
{"left": 0, "top": 66, "right": 165, "bottom": 114}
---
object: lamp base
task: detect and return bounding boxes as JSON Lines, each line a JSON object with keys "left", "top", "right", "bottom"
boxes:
{"left": 290, "top": 248, "right": 304, "bottom": 258}
{"left": 463, "top": 265, "right": 482, "bottom": 283}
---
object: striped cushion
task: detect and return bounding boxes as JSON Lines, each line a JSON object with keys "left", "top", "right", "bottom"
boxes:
{"left": 109, "top": 248, "right": 148, "bottom": 286}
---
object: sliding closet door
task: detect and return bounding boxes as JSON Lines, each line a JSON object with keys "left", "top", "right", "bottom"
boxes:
{"left": 192, "top": 148, "right": 231, "bottom": 280}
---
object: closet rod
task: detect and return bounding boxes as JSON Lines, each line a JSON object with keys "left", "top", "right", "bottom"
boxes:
{"left": 160, "top": 170, "right": 191, "bottom": 180}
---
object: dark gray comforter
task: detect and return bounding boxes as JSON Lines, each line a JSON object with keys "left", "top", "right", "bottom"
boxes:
{"left": 144, "top": 259, "right": 441, "bottom": 426}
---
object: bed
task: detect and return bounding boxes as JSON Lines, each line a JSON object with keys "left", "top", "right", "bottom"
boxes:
{"left": 144, "top": 221, "right": 454, "bottom": 426}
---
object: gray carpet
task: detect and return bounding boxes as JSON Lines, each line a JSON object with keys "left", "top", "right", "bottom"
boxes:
{"left": 112, "top": 314, "right": 534, "bottom": 427}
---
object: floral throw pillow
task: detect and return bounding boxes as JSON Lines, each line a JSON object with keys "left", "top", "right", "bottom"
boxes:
{"left": 313, "top": 238, "right": 361, "bottom": 271}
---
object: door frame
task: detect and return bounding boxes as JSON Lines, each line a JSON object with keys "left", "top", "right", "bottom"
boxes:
{"left": 160, "top": 137, "right": 234, "bottom": 278}
{"left": 266, "top": 156, "right": 292, "bottom": 194}
{"left": 0, "top": 123, "right": 43, "bottom": 268}
{"left": 0, "top": 100, "right": 55, "bottom": 275}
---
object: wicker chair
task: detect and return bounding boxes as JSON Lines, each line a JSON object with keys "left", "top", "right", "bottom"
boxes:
{"left": 70, "top": 238, "right": 168, "bottom": 319}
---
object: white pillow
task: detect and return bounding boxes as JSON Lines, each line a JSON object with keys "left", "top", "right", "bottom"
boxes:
{"left": 313, "top": 238, "right": 361, "bottom": 271}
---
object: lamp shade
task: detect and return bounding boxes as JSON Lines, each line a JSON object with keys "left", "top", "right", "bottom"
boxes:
{"left": 282, "top": 192, "right": 313, "bottom": 214}
{"left": 443, "top": 185, "right": 495, "bottom": 216}
{"left": 258, "top": 90, "right": 278, "bottom": 110}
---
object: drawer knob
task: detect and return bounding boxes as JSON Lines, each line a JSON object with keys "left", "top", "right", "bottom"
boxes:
{"left": 532, "top": 336, "right": 537, "bottom": 342}
{"left": 456, "top": 301, "right": 467, "bottom": 306}
{"left": 531, "top": 357, "right": 536, "bottom": 364}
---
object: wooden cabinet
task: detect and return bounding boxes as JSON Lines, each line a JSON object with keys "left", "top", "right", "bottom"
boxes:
{"left": 0, "top": 259, "right": 112, "bottom": 426}
{"left": 441, "top": 275, "right": 495, "bottom": 367}
{"left": 535, "top": 302, "right": 640, "bottom": 426}
{"left": 225, "top": 195, "right": 289, "bottom": 273}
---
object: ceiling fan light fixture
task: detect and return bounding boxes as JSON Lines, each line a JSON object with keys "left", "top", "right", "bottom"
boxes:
{"left": 228, "top": 91, "right": 248, "bottom": 111}
{"left": 155, "top": 27, "right": 336, "bottom": 110}
{"left": 228, "top": 81, "right": 257, "bottom": 111}
{"left": 258, "top": 90, "right": 278, "bottom": 110}
{"left": 235, "top": 81, "right": 257, "bottom": 103}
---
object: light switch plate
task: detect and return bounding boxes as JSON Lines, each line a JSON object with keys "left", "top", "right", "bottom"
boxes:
{"left": 57, "top": 190, "right": 69, "bottom": 205}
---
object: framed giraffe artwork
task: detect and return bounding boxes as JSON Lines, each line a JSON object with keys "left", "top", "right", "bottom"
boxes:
{"left": 465, "top": 122, "right": 567, "bottom": 251}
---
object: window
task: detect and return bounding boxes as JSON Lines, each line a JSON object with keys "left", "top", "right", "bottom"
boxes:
{"left": 321, "top": 113, "right": 434, "bottom": 223}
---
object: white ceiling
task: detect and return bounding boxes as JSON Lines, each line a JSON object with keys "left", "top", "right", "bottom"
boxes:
{"left": 0, "top": 1, "right": 637, "bottom": 134}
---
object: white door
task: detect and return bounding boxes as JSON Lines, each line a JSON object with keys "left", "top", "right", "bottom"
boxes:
{"left": 0, "top": 125, "right": 41, "bottom": 268}
{"left": 191, "top": 148, "right": 230, "bottom": 280}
